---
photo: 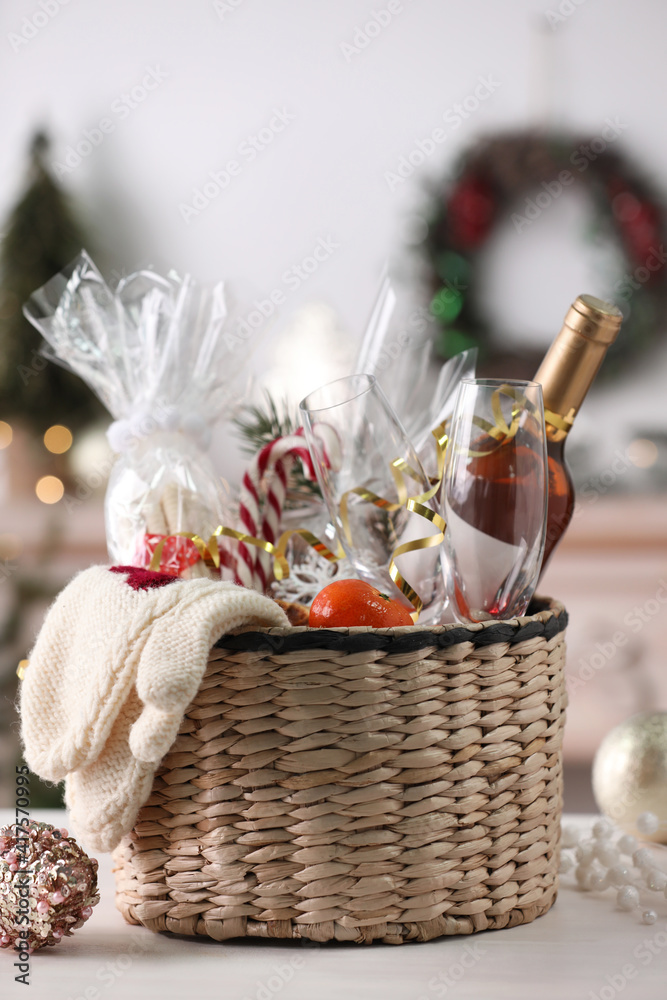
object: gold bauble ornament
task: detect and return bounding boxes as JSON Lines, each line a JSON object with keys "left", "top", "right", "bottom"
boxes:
{"left": 592, "top": 712, "right": 667, "bottom": 843}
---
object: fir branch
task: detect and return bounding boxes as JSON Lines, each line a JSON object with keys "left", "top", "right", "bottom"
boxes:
{"left": 234, "top": 392, "right": 297, "bottom": 455}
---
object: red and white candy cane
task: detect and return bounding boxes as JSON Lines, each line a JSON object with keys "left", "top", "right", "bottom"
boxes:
{"left": 235, "top": 425, "right": 339, "bottom": 592}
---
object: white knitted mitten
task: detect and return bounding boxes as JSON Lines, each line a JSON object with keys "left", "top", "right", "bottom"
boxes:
{"left": 20, "top": 565, "right": 288, "bottom": 851}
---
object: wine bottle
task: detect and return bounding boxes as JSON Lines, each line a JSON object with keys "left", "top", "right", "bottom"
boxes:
{"left": 535, "top": 294, "right": 623, "bottom": 575}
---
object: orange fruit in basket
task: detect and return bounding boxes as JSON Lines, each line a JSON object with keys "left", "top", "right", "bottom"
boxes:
{"left": 308, "top": 579, "right": 414, "bottom": 628}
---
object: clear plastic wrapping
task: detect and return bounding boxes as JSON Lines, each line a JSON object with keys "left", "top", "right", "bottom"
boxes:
{"left": 24, "top": 251, "right": 242, "bottom": 577}
{"left": 354, "top": 271, "right": 477, "bottom": 477}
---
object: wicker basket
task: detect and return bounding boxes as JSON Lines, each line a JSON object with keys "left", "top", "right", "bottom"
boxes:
{"left": 113, "top": 597, "right": 568, "bottom": 944}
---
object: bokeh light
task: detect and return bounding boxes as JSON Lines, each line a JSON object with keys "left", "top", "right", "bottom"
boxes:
{"left": 0, "top": 421, "right": 13, "bottom": 449}
{"left": 627, "top": 438, "right": 659, "bottom": 469}
{"left": 35, "top": 475, "right": 64, "bottom": 504}
{"left": 430, "top": 286, "right": 464, "bottom": 323}
{"left": 44, "top": 424, "right": 73, "bottom": 454}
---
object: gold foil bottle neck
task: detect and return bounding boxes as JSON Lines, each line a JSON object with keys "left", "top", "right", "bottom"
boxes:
{"left": 535, "top": 294, "right": 623, "bottom": 439}
{"left": 563, "top": 294, "right": 623, "bottom": 345}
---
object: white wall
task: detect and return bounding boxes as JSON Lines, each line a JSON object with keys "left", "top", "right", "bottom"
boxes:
{"left": 2, "top": 0, "right": 667, "bottom": 483}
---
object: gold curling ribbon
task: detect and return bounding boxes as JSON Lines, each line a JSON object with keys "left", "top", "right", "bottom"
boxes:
{"left": 148, "top": 525, "right": 344, "bottom": 580}
{"left": 544, "top": 406, "right": 575, "bottom": 434}
{"left": 386, "top": 422, "right": 449, "bottom": 622}
{"left": 381, "top": 385, "right": 538, "bottom": 620}
{"left": 148, "top": 386, "right": 530, "bottom": 623}
{"left": 339, "top": 422, "right": 448, "bottom": 544}
{"left": 338, "top": 422, "right": 449, "bottom": 622}
{"left": 466, "top": 384, "right": 539, "bottom": 456}
{"left": 148, "top": 423, "right": 449, "bottom": 623}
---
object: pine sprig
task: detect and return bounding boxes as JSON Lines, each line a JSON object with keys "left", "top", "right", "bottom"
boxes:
{"left": 233, "top": 392, "right": 322, "bottom": 503}
{"left": 234, "top": 392, "right": 297, "bottom": 455}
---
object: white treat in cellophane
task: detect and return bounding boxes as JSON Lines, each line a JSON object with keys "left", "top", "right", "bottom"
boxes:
{"left": 24, "top": 252, "right": 245, "bottom": 579}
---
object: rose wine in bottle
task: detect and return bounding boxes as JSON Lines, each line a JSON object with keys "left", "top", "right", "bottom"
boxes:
{"left": 535, "top": 294, "right": 622, "bottom": 576}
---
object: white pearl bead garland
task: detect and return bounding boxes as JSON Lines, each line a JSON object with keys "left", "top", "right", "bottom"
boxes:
{"left": 633, "top": 847, "right": 653, "bottom": 870}
{"left": 592, "top": 818, "right": 614, "bottom": 839}
{"left": 560, "top": 812, "right": 667, "bottom": 924}
{"left": 595, "top": 843, "right": 620, "bottom": 867}
{"left": 617, "top": 885, "right": 640, "bottom": 910}
{"left": 636, "top": 812, "right": 660, "bottom": 836}
{"left": 608, "top": 864, "right": 631, "bottom": 887}
{"left": 618, "top": 835, "right": 638, "bottom": 855}
{"left": 646, "top": 870, "right": 667, "bottom": 892}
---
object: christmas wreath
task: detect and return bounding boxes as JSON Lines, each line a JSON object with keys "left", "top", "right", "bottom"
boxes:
{"left": 419, "top": 130, "right": 667, "bottom": 377}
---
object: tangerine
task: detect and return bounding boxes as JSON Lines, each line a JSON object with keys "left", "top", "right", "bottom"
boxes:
{"left": 308, "top": 578, "right": 413, "bottom": 628}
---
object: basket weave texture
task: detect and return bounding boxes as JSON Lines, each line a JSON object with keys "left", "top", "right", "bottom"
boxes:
{"left": 113, "top": 598, "right": 567, "bottom": 944}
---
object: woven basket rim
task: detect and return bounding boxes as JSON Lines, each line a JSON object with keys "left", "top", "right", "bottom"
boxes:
{"left": 216, "top": 595, "right": 567, "bottom": 653}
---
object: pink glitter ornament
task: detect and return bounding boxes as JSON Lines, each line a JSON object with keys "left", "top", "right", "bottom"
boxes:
{"left": 0, "top": 821, "right": 99, "bottom": 951}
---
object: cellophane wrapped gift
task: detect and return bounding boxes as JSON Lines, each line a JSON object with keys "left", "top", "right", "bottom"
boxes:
{"left": 24, "top": 251, "right": 243, "bottom": 578}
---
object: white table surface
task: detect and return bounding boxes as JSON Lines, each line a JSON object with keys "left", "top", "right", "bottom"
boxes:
{"left": 2, "top": 811, "right": 666, "bottom": 1000}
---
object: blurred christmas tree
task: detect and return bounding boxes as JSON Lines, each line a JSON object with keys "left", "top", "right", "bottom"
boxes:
{"left": 0, "top": 131, "right": 107, "bottom": 810}
{"left": 0, "top": 131, "right": 104, "bottom": 434}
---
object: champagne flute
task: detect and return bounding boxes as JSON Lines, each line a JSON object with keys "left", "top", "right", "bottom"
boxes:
{"left": 443, "top": 379, "right": 547, "bottom": 623}
{"left": 299, "top": 374, "right": 447, "bottom": 623}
